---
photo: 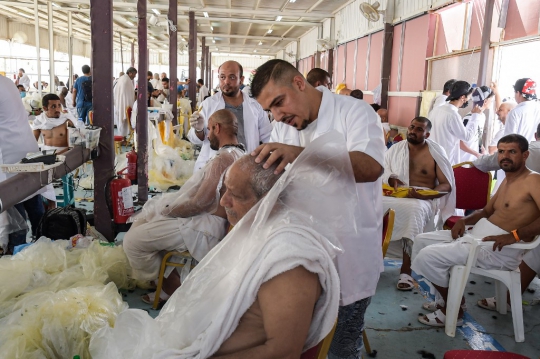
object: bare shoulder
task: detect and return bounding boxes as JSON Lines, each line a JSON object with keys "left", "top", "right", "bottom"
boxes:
{"left": 526, "top": 171, "right": 540, "bottom": 190}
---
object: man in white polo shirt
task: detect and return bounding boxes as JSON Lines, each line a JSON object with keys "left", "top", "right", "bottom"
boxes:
{"left": 250, "top": 59, "right": 385, "bottom": 359}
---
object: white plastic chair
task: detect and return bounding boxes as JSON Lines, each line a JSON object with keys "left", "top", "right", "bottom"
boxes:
{"left": 445, "top": 235, "right": 540, "bottom": 342}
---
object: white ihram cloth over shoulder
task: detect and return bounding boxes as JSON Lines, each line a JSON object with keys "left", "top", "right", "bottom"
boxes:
{"left": 381, "top": 139, "right": 456, "bottom": 241}
{"left": 504, "top": 100, "right": 540, "bottom": 142}
{"left": 412, "top": 218, "right": 526, "bottom": 287}
{"left": 31, "top": 112, "right": 76, "bottom": 131}
{"left": 428, "top": 103, "right": 479, "bottom": 165}
{"left": 90, "top": 132, "right": 353, "bottom": 359}
{"left": 187, "top": 90, "right": 272, "bottom": 172}
{"left": 271, "top": 86, "right": 385, "bottom": 305}
{"left": 114, "top": 74, "right": 135, "bottom": 136}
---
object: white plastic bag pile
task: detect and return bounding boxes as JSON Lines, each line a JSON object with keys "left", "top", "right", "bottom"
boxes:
{"left": 0, "top": 237, "right": 133, "bottom": 359}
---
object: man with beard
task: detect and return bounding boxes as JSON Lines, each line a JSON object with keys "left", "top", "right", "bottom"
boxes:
{"left": 123, "top": 109, "right": 244, "bottom": 305}
{"left": 188, "top": 61, "right": 272, "bottom": 172}
{"left": 411, "top": 134, "right": 540, "bottom": 327}
{"left": 380, "top": 117, "right": 454, "bottom": 291}
{"left": 428, "top": 81, "right": 481, "bottom": 165}
{"left": 248, "top": 59, "right": 385, "bottom": 359}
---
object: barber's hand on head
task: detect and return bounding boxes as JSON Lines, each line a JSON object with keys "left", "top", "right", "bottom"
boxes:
{"left": 451, "top": 219, "right": 466, "bottom": 240}
{"left": 189, "top": 111, "right": 204, "bottom": 131}
{"left": 482, "top": 234, "right": 516, "bottom": 251}
{"left": 251, "top": 143, "right": 303, "bottom": 175}
{"left": 388, "top": 177, "right": 405, "bottom": 191}
{"left": 471, "top": 105, "right": 482, "bottom": 114}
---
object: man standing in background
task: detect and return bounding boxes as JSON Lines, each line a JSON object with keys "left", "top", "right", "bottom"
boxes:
{"left": 72, "top": 65, "right": 93, "bottom": 124}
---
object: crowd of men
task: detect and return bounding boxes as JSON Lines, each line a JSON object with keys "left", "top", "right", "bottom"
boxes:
{"left": 1, "top": 57, "right": 540, "bottom": 358}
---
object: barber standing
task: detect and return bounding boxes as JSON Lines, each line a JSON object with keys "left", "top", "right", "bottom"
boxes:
{"left": 188, "top": 60, "right": 272, "bottom": 172}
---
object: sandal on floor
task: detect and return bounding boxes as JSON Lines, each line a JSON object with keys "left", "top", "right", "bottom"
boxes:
{"left": 418, "top": 309, "right": 463, "bottom": 327}
{"left": 477, "top": 297, "right": 511, "bottom": 312}
{"left": 397, "top": 273, "right": 415, "bottom": 291}
{"left": 422, "top": 301, "right": 467, "bottom": 312}
{"left": 141, "top": 290, "right": 170, "bottom": 305}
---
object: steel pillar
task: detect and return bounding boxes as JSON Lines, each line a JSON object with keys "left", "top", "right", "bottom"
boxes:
{"left": 136, "top": 0, "right": 149, "bottom": 203}
{"left": 188, "top": 11, "right": 197, "bottom": 110}
{"left": 90, "top": 0, "right": 115, "bottom": 240}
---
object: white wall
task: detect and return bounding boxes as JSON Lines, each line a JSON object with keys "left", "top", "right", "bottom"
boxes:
{"left": 299, "top": 27, "right": 318, "bottom": 59}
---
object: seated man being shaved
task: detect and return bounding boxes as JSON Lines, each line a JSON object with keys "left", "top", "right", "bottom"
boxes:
{"left": 123, "top": 109, "right": 245, "bottom": 305}
{"left": 382, "top": 117, "right": 454, "bottom": 291}
{"left": 91, "top": 133, "right": 353, "bottom": 359}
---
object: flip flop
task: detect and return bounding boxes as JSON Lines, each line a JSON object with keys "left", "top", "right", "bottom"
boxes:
{"left": 418, "top": 309, "right": 463, "bottom": 327}
{"left": 397, "top": 273, "right": 415, "bottom": 291}
{"left": 477, "top": 297, "right": 511, "bottom": 312}
{"left": 422, "top": 301, "right": 468, "bottom": 312}
{"left": 141, "top": 290, "right": 170, "bottom": 305}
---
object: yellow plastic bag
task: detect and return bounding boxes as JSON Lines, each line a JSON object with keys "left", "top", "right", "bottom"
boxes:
{"left": 382, "top": 184, "right": 440, "bottom": 198}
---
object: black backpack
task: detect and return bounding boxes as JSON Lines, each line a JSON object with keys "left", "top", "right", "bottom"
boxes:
{"left": 37, "top": 207, "right": 87, "bottom": 240}
{"left": 82, "top": 76, "right": 92, "bottom": 102}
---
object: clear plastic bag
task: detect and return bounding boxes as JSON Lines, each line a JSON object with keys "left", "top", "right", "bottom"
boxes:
{"left": 0, "top": 283, "right": 127, "bottom": 359}
{"left": 0, "top": 207, "right": 29, "bottom": 251}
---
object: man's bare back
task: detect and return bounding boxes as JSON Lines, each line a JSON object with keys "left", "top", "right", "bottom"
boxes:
{"left": 488, "top": 171, "right": 540, "bottom": 235}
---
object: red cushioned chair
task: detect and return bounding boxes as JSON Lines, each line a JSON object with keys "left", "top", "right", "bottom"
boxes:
{"left": 444, "top": 162, "right": 492, "bottom": 229}
{"left": 300, "top": 321, "right": 337, "bottom": 359}
{"left": 444, "top": 350, "right": 530, "bottom": 359}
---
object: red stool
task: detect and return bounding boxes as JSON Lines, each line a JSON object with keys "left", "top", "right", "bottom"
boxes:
{"left": 444, "top": 350, "right": 531, "bottom": 359}
{"left": 114, "top": 135, "right": 124, "bottom": 154}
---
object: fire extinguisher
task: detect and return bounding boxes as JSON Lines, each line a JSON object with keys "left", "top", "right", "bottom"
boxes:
{"left": 105, "top": 168, "right": 135, "bottom": 233}
{"left": 126, "top": 147, "right": 138, "bottom": 184}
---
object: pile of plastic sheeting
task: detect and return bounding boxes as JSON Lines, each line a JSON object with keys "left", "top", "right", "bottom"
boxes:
{"left": 148, "top": 120, "right": 195, "bottom": 192}
{"left": 0, "top": 238, "right": 133, "bottom": 359}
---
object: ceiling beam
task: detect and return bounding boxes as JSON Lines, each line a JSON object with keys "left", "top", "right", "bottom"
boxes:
{"left": 1, "top": 1, "right": 332, "bottom": 19}
{"left": 307, "top": 0, "right": 325, "bottom": 13}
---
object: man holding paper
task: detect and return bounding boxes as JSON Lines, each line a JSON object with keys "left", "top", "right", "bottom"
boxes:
{"left": 381, "top": 117, "right": 455, "bottom": 291}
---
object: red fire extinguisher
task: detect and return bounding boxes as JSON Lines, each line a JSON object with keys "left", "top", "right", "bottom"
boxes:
{"left": 106, "top": 168, "right": 135, "bottom": 233}
{"left": 126, "top": 147, "right": 138, "bottom": 184}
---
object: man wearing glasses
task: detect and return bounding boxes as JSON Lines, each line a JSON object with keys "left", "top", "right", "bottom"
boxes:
{"left": 188, "top": 60, "right": 272, "bottom": 172}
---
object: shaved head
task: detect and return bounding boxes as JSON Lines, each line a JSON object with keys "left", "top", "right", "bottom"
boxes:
{"left": 497, "top": 102, "right": 517, "bottom": 122}
{"left": 209, "top": 109, "right": 239, "bottom": 136}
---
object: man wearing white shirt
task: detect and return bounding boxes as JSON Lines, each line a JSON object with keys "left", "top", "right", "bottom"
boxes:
{"left": 428, "top": 79, "right": 456, "bottom": 115}
{"left": 460, "top": 86, "right": 494, "bottom": 162}
{"left": 429, "top": 81, "right": 481, "bottom": 165}
{"left": 504, "top": 78, "right": 540, "bottom": 142}
{"left": 188, "top": 61, "right": 272, "bottom": 172}
{"left": 488, "top": 84, "right": 516, "bottom": 154}
{"left": 196, "top": 78, "right": 209, "bottom": 105}
{"left": 249, "top": 59, "right": 385, "bottom": 359}
{"left": 15, "top": 68, "right": 31, "bottom": 91}
{"left": 0, "top": 75, "right": 45, "bottom": 253}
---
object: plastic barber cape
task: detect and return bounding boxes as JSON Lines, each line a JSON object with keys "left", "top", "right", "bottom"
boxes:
{"left": 187, "top": 90, "right": 272, "bottom": 172}
{"left": 90, "top": 131, "right": 357, "bottom": 359}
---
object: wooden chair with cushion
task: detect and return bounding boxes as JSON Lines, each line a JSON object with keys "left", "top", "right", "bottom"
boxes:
{"left": 300, "top": 321, "right": 338, "bottom": 359}
{"left": 444, "top": 162, "right": 491, "bottom": 229}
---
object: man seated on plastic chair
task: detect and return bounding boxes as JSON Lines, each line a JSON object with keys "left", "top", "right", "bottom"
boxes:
{"left": 123, "top": 109, "right": 245, "bottom": 305}
{"left": 411, "top": 134, "right": 540, "bottom": 327}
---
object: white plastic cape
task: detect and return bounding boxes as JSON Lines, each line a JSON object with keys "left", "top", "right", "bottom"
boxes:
{"left": 90, "top": 131, "right": 358, "bottom": 359}
{"left": 132, "top": 145, "right": 245, "bottom": 222}
{"left": 382, "top": 138, "right": 456, "bottom": 224}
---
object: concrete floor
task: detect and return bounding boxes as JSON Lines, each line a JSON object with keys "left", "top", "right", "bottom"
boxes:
{"left": 62, "top": 164, "right": 540, "bottom": 359}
